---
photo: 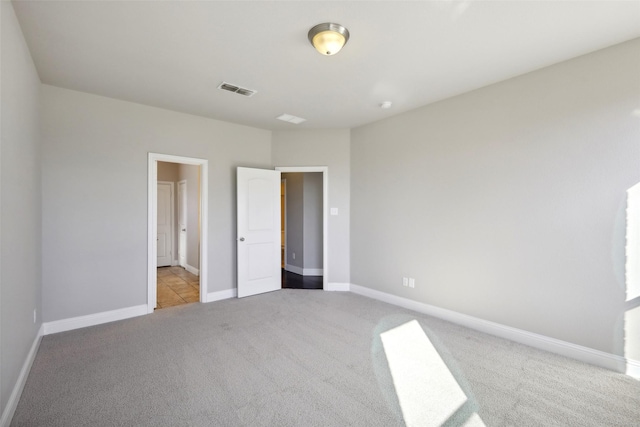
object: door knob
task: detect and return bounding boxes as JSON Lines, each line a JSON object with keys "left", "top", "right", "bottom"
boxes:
{"left": 239, "top": 237, "right": 245, "bottom": 242}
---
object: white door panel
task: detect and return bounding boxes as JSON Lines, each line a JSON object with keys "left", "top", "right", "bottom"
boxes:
{"left": 237, "top": 167, "right": 281, "bottom": 298}
{"left": 157, "top": 182, "right": 173, "bottom": 267}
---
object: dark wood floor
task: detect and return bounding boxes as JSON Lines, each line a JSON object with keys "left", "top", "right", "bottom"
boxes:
{"left": 281, "top": 269, "right": 323, "bottom": 289}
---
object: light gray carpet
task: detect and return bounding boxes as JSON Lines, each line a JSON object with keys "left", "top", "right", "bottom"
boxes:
{"left": 11, "top": 290, "right": 640, "bottom": 426}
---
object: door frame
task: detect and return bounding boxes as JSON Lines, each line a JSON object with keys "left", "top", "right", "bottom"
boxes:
{"left": 148, "top": 153, "right": 208, "bottom": 313}
{"left": 275, "top": 166, "right": 328, "bottom": 290}
{"left": 281, "top": 178, "right": 287, "bottom": 269}
{"left": 157, "top": 181, "right": 175, "bottom": 267}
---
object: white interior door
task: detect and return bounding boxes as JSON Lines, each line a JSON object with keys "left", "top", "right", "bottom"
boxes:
{"left": 178, "top": 180, "right": 187, "bottom": 268}
{"left": 237, "top": 167, "right": 282, "bottom": 298}
{"left": 157, "top": 182, "right": 173, "bottom": 267}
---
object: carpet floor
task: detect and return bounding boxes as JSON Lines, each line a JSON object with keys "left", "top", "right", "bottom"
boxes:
{"left": 11, "top": 290, "right": 640, "bottom": 426}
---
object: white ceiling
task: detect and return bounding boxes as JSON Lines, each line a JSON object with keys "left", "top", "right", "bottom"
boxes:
{"left": 12, "top": 0, "right": 640, "bottom": 131}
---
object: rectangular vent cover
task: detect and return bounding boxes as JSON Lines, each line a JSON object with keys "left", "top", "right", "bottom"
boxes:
{"left": 276, "top": 113, "right": 307, "bottom": 125}
{"left": 218, "top": 82, "right": 257, "bottom": 97}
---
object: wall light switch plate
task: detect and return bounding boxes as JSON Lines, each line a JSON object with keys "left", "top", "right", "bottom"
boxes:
{"left": 409, "top": 278, "right": 415, "bottom": 288}
{"left": 330, "top": 208, "right": 338, "bottom": 215}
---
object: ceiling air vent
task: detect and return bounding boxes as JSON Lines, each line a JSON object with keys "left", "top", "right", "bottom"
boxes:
{"left": 217, "top": 82, "right": 257, "bottom": 97}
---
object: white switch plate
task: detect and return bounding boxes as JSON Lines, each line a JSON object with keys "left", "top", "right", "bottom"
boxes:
{"left": 402, "top": 277, "right": 408, "bottom": 287}
{"left": 330, "top": 208, "right": 338, "bottom": 215}
{"left": 409, "top": 278, "right": 415, "bottom": 288}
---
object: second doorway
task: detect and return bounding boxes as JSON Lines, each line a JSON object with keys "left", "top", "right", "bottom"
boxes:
{"left": 281, "top": 172, "right": 323, "bottom": 290}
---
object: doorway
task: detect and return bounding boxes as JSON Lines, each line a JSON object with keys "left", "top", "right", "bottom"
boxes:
{"left": 155, "top": 162, "right": 200, "bottom": 309}
{"left": 280, "top": 172, "right": 323, "bottom": 289}
{"left": 148, "top": 153, "right": 209, "bottom": 313}
{"left": 276, "top": 167, "right": 328, "bottom": 290}
{"left": 236, "top": 166, "right": 328, "bottom": 298}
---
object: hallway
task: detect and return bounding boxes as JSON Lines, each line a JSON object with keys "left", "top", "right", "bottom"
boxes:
{"left": 281, "top": 270, "right": 323, "bottom": 290}
{"left": 156, "top": 266, "right": 200, "bottom": 309}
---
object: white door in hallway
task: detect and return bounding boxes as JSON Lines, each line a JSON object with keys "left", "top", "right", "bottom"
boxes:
{"left": 157, "top": 182, "right": 173, "bottom": 267}
{"left": 178, "top": 180, "right": 187, "bottom": 268}
{"left": 237, "top": 167, "right": 281, "bottom": 298}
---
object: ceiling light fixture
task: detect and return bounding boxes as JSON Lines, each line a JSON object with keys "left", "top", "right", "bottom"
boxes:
{"left": 308, "top": 23, "right": 350, "bottom": 56}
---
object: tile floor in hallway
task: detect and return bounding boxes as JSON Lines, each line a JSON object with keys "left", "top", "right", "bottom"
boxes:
{"left": 157, "top": 266, "right": 200, "bottom": 309}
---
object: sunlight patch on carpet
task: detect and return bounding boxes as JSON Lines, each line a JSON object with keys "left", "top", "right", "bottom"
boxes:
{"left": 380, "top": 320, "right": 485, "bottom": 426}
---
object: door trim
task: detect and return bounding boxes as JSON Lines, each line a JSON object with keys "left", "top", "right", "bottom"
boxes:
{"left": 281, "top": 178, "right": 287, "bottom": 270}
{"left": 148, "top": 153, "right": 208, "bottom": 313}
{"left": 275, "top": 166, "right": 328, "bottom": 290}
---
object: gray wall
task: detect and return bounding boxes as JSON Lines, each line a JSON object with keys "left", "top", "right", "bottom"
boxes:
{"left": 303, "top": 172, "right": 323, "bottom": 270}
{"left": 272, "top": 130, "right": 351, "bottom": 284}
{"left": 178, "top": 163, "right": 200, "bottom": 271}
{"left": 283, "top": 173, "right": 304, "bottom": 269}
{"left": 41, "top": 85, "right": 271, "bottom": 322}
{"left": 351, "top": 38, "right": 640, "bottom": 355}
{"left": 0, "top": 1, "right": 42, "bottom": 416}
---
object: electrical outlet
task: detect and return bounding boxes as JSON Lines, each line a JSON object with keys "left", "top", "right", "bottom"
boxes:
{"left": 402, "top": 277, "right": 408, "bottom": 287}
{"left": 292, "top": 252, "right": 296, "bottom": 260}
{"left": 409, "top": 278, "right": 415, "bottom": 288}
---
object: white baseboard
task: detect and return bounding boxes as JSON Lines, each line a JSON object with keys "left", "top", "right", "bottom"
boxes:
{"left": 349, "top": 284, "right": 639, "bottom": 377}
{"left": 325, "top": 282, "right": 351, "bottom": 292}
{"left": 206, "top": 288, "right": 237, "bottom": 302}
{"left": 285, "top": 264, "right": 322, "bottom": 276}
{"left": 42, "top": 304, "right": 148, "bottom": 335}
{"left": 0, "top": 324, "right": 44, "bottom": 427}
{"left": 626, "top": 358, "right": 640, "bottom": 378}
{"left": 185, "top": 264, "right": 200, "bottom": 276}
{"left": 285, "top": 264, "right": 303, "bottom": 275}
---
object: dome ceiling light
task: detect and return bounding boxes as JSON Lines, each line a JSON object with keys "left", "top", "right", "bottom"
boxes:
{"left": 308, "top": 23, "right": 350, "bottom": 56}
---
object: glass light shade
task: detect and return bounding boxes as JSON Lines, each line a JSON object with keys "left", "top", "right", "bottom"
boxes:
{"left": 308, "top": 23, "right": 350, "bottom": 56}
{"left": 312, "top": 30, "right": 346, "bottom": 56}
